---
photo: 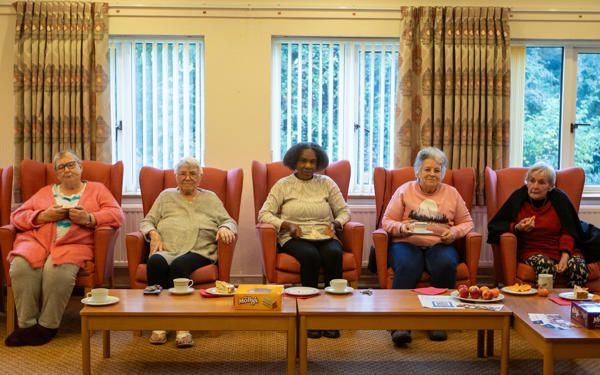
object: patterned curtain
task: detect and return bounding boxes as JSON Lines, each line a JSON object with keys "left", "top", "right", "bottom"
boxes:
{"left": 394, "top": 7, "right": 511, "bottom": 204}
{"left": 13, "top": 1, "right": 110, "bottom": 201}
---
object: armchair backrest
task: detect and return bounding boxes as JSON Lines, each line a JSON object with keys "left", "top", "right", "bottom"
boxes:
{"left": 1, "top": 166, "right": 13, "bottom": 226}
{"left": 484, "top": 166, "right": 585, "bottom": 222}
{"left": 251, "top": 160, "right": 351, "bottom": 224}
{"left": 139, "top": 166, "right": 243, "bottom": 222}
{"left": 19, "top": 159, "right": 123, "bottom": 204}
{"left": 374, "top": 166, "right": 475, "bottom": 228}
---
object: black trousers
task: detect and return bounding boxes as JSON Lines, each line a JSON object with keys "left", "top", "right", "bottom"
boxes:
{"left": 146, "top": 251, "right": 212, "bottom": 289}
{"left": 280, "top": 238, "right": 343, "bottom": 288}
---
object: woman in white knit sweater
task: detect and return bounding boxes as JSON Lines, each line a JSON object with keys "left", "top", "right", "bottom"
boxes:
{"left": 258, "top": 142, "right": 350, "bottom": 339}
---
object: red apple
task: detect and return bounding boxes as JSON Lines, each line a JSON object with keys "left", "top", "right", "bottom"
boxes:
{"left": 458, "top": 284, "right": 468, "bottom": 291}
{"left": 459, "top": 288, "right": 469, "bottom": 298}
{"left": 469, "top": 287, "right": 481, "bottom": 299}
{"left": 482, "top": 289, "right": 493, "bottom": 300}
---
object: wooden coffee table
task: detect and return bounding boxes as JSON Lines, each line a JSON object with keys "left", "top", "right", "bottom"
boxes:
{"left": 296, "top": 289, "right": 511, "bottom": 375}
{"left": 502, "top": 289, "right": 600, "bottom": 375}
{"left": 80, "top": 289, "right": 297, "bottom": 375}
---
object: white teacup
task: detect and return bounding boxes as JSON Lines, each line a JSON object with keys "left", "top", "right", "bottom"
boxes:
{"left": 86, "top": 288, "right": 108, "bottom": 303}
{"left": 173, "top": 278, "right": 194, "bottom": 292}
{"left": 330, "top": 278, "right": 348, "bottom": 292}
{"left": 538, "top": 273, "right": 553, "bottom": 290}
{"left": 412, "top": 222, "right": 428, "bottom": 233}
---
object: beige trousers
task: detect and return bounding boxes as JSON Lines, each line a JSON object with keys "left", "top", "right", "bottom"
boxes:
{"left": 9, "top": 255, "right": 79, "bottom": 329}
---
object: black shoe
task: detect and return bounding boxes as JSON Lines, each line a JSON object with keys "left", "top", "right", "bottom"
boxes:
{"left": 427, "top": 330, "right": 447, "bottom": 341}
{"left": 21, "top": 324, "right": 57, "bottom": 346}
{"left": 4, "top": 328, "right": 28, "bottom": 347}
{"left": 323, "top": 330, "right": 340, "bottom": 339}
{"left": 391, "top": 330, "right": 412, "bottom": 347}
{"left": 307, "top": 330, "right": 322, "bottom": 339}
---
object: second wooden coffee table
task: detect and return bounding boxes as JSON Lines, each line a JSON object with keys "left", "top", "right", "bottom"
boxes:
{"left": 80, "top": 289, "right": 297, "bottom": 375}
{"left": 297, "top": 289, "right": 511, "bottom": 375}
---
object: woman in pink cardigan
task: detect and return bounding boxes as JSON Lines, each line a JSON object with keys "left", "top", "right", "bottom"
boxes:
{"left": 382, "top": 147, "right": 473, "bottom": 346}
{"left": 4, "top": 151, "right": 123, "bottom": 347}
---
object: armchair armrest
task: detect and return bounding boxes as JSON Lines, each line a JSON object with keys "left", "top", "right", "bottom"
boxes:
{"left": 338, "top": 221, "right": 365, "bottom": 277}
{"left": 0, "top": 224, "right": 17, "bottom": 286}
{"left": 256, "top": 223, "right": 278, "bottom": 283}
{"left": 93, "top": 226, "right": 117, "bottom": 285}
{"left": 126, "top": 231, "right": 148, "bottom": 288}
{"left": 464, "top": 231, "right": 482, "bottom": 286}
{"left": 499, "top": 232, "right": 518, "bottom": 285}
{"left": 217, "top": 234, "right": 237, "bottom": 283}
{"left": 372, "top": 228, "right": 389, "bottom": 289}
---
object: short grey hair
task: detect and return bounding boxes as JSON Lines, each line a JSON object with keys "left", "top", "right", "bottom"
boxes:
{"left": 175, "top": 157, "right": 203, "bottom": 175}
{"left": 414, "top": 147, "right": 447, "bottom": 179}
{"left": 526, "top": 161, "right": 556, "bottom": 187}
{"left": 52, "top": 150, "right": 82, "bottom": 169}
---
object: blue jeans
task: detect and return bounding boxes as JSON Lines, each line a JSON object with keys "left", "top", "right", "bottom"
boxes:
{"left": 388, "top": 242, "right": 458, "bottom": 289}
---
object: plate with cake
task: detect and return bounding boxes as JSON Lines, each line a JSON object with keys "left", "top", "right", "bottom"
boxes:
{"left": 206, "top": 280, "right": 236, "bottom": 296}
{"left": 559, "top": 285, "right": 595, "bottom": 301}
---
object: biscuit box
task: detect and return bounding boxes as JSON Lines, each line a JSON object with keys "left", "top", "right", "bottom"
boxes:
{"left": 233, "top": 284, "right": 283, "bottom": 311}
{"left": 571, "top": 301, "right": 600, "bottom": 329}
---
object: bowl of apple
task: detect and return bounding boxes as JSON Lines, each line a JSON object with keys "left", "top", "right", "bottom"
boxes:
{"left": 451, "top": 285, "right": 504, "bottom": 303}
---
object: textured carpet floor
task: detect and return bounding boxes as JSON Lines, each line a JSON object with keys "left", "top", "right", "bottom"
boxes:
{"left": 0, "top": 297, "right": 598, "bottom": 374}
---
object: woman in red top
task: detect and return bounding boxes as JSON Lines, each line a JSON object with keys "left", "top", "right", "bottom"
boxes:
{"left": 509, "top": 162, "right": 588, "bottom": 287}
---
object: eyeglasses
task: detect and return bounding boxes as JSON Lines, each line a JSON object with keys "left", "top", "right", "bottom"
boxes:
{"left": 55, "top": 161, "right": 79, "bottom": 172}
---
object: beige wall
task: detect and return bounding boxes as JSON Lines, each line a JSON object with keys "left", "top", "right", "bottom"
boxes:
{"left": 1, "top": 0, "right": 599, "bottom": 277}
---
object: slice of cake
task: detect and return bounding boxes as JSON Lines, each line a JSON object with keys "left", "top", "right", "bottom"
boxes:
{"left": 574, "top": 285, "right": 589, "bottom": 300}
{"left": 215, "top": 280, "right": 235, "bottom": 294}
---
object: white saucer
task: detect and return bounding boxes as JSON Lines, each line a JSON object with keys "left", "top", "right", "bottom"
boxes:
{"left": 168, "top": 287, "right": 195, "bottom": 295}
{"left": 559, "top": 291, "right": 595, "bottom": 301}
{"left": 324, "top": 286, "right": 354, "bottom": 295}
{"left": 408, "top": 230, "right": 434, "bottom": 235}
{"left": 81, "top": 296, "right": 120, "bottom": 306}
{"left": 284, "top": 286, "right": 320, "bottom": 296}
{"left": 205, "top": 287, "right": 236, "bottom": 296}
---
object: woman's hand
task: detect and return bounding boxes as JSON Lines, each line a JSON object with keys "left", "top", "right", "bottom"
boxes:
{"left": 281, "top": 221, "right": 303, "bottom": 238}
{"left": 216, "top": 227, "right": 235, "bottom": 245}
{"left": 557, "top": 252, "right": 569, "bottom": 273}
{"left": 34, "top": 205, "right": 69, "bottom": 224}
{"left": 440, "top": 229, "right": 456, "bottom": 244}
{"left": 68, "top": 206, "right": 93, "bottom": 226}
{"left": 515, "top": 216, "right": 535, "bottom": 233}
{"left": 149, "top": 230, "right": 166, "bottom": 255}
{"left": 398, "top": 222, "right": 410, "bottom": 237}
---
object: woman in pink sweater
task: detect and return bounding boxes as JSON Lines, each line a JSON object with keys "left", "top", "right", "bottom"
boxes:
{"left": 5, "top": 151, "right": 123, "bottom": 347}
{"left": 382, "top": 147, "right": 473, "bottom": 346}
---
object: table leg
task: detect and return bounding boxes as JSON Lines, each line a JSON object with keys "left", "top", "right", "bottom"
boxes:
{"left": 486, "top": 330, "right": 494, "bottom": 357}
{"left": 543, "top": 344, "right": 554, "bottom": 375}
{"left": 477, "top": 330, "right": 485, "bottom": 357}
{"left": 287, "top": 317, "right": 296, "bottom": 375}
{"left": 103, "top": 330, "right": 110, "bottom": 358}
{"left": 500, "top": 317, "right": 510, "bottom": 375}
{"left": 299, "top": 316, "right": 307, "bottom": 375}
{"left": 81, "top": 317, "right": 90, "bottom": 375}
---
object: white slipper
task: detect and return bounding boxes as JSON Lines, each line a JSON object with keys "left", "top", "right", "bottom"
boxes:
{"left": 149, "top": 330, "right": 167, "bottom": 344}
{"left": 175, "top": 331, "right": 194, "bottom": 348}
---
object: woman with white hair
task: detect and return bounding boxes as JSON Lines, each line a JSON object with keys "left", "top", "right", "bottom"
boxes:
{"left": 488, "top": 161, "right": 589, "bottom": 288}
{"left": 140, "top": 156, "right": 237, "bottom": 348}
{"left": 381, "top": 147, "right": 474, "bottom": 346}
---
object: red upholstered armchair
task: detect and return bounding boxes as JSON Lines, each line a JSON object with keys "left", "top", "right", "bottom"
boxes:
{"left": 0, "top": 165, "right": 13, "bottom": 311}
{"left": 372, "top": 167, "right": 482, "bottom": 289}
{"left": 484, "top": 166, "right": 600, "bottom": 291}
{"left": 251, "top": 160, "right": 365, "bottom": 287}
{"left": 126, "top": 166, "right": 243, "bottom": 289}
{"left": 0, "top": 159, "right": 123, "bottom": 334}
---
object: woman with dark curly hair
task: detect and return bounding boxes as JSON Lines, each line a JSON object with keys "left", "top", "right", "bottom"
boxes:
{"left": 258, "top": 142, "right": 350, "bottom": 339}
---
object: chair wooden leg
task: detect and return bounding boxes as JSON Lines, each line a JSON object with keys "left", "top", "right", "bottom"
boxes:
{"left": 134, "top": 331, "right": 142, "bottom": 337}
{"left": 7, "top": 286, "right": 16, "bottom": 336}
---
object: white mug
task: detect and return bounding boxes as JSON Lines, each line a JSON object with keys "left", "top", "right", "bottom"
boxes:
{"left": 538, "top": 273, "right": 553, "bottom": 290}
{"left": 173, "top": 278, "right": 194, "bottom": 292}
{"left": 87, "top": 288, "right": 108, "bottom": 303}
{"left": 413, "top": 222, "right": 428, "bottom": 233}
{"left": 330, "top": 278, "right": 348, "bottom": 292}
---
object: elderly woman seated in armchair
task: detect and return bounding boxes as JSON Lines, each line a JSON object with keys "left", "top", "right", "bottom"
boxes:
{"left": 140, "top": 157, "right": 237, "bottom": 348}
{"left": 488, "top": 161, "right": 590, "bottom": 287}
{"left": 5, "top": 151, "right": 123, "bottom": 347}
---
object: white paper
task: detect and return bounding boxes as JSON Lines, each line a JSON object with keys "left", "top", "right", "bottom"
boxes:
{"left": 418, "top": 295, "right": 464, "bottom": 309}
{"left": 528, "top": 313, "right": 577, "bottom": 330}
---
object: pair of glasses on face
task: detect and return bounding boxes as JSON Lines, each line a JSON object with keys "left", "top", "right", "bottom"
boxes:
{"left": 55, "top": 161, "right": 79, "bottom": 172}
